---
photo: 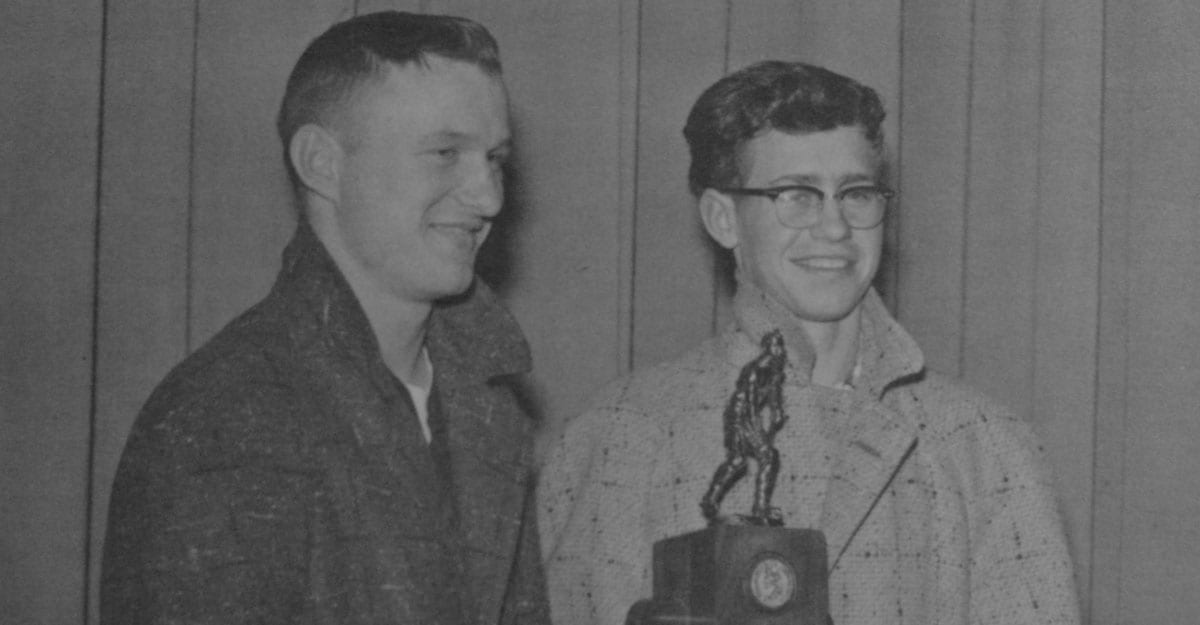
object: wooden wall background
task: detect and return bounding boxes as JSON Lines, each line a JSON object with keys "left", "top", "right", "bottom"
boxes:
{"left": 2, "top": 1, "right": 1198, "bottom": 623}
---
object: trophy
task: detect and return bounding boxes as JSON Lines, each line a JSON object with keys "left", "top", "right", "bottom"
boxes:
{"left": 626, "top": 330, "right": 832, "bottom": 625}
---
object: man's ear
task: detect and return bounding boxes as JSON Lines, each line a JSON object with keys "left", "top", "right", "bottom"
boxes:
{"left": 698, "top": 188, "right": 740, "bottom": 250}
{"left": 288, "top": 123, "right": 342, "bottom": 203}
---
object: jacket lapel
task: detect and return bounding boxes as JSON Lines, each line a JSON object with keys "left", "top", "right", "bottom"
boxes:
{"left": 818, "top": 293, "right": 924, "bottom": 571}
{"left": 427, "top": 281, "right": 534, "bottom": 624}
{"left": 817, "top": 392, "right": 917, "bottom": 571}
{"left": 273, "top": 223, "right": 532, "bottom": 620}
{"left": 439, "top": 383, "right": 532, "bottom": 623}
{"left": 279, "top": 221, "right": 456, "bottom": 531}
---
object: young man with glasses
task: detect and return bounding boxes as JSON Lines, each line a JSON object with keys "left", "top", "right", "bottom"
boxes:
{"left": 539, "top": 61, "right": 1079, "bottom": 625}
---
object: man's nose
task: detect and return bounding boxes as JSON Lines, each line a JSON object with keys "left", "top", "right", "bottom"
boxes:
{"left": 458, "top": 157, "right": 504, "bottom": 217}
{"left": 810, "top": 195, "right": 850, "bottom": 240}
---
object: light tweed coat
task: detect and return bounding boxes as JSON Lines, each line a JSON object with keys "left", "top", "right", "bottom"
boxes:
{"left": 539, "top": 284, "right": 1080, "bottom": 625}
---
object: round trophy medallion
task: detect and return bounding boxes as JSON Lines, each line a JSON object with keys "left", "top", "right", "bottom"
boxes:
{"left": 747, "top": 554, "right": 797, "bottom": 610}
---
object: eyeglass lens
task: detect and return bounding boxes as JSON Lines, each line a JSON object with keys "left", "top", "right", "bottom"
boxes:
{"left": 775, "top": 187, "right": 887, "bottom": 229}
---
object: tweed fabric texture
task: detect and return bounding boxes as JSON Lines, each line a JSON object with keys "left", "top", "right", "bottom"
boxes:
{"left": 102, "top": 221, "right": 550, "bottom": 625}
{"left": 539, "top": 284, "right": 1080, "bottom": 625}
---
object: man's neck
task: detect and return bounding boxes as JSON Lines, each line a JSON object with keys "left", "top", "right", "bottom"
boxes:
{"left": 359, "top": 291, "right": 433, "bottom": 387}
{"left": 306, "top": 207, "right": 434, "bottom": 386}
{"left": 800, "top": 307, "right": 861, "bottom": 388}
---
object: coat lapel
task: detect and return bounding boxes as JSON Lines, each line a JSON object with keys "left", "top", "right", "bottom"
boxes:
{"left": 818, "top": 293, "right": 924, "bottom": 571}
{"left": 280, "top": 221, "right": 450, "bottom": 526}
{"left": 817, "top": 392, "right": 917, "bottom": 571}
{"left": 427, "top": 281, "right": 534, "bottom": 624}
{"left": 272, "top": 223, "right": 533, "bottom": 620}
{"left": 439, "top": 383, "right": 532, "bottom": 623}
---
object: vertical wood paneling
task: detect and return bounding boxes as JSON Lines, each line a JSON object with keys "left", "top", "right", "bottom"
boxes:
{"left": 356, "top": 0, "right": 422, "bottom": 15}
{"left": 632, "top": 0, "right": 728, "bottom": 369}
{"left": 89, "top": 3, "right": 197, "bottom": 621}
{"left": 1093, "top": 1, "right": 1136, "bottom": 620}
{"left": 1033, "top": 3, "right": 1103, "bottom": 618}
{"left": 428, "top": 0, "right": 630, "bottom": 428}
{"left": 615, "top": 0, "right": 640, "bottom": 380}
{"left": 0, "top": 2, "right": 102, "bottom": 622}
{"left": 895, "top": 0, "right": 972, "bottom": 378}
{"left": 190, "top": 1, "right": 349, "bottom": 347}
{"left": 726, "top": 0, "right": 804, "bottom": 67}
{"left": 960, "top": 0, "right": 1041, "bottom": 417}
{"left": 1110, "top": 2, "right": 1200, "bottom": 622}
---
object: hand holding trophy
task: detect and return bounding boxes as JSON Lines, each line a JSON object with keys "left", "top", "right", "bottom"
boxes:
{"left": 626, "top": 330, "right": 832, "bottom": 625}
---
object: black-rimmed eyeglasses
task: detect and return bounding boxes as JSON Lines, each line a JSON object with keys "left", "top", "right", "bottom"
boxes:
{"left": 717, "top": 184, "right": 895, "bottom": 229}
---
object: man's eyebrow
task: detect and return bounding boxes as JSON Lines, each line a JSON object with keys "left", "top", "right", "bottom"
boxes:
{"left": 765, "top": 173, "right": 821, "bottom": 186}
{"left": 417, "top": 131, "right": 512, "bottom": 151}
{"left": 417, "top": 130, "right": 471, "bottom": 146}
{"left": 838, "top": 172, "right": 878, "bottom": 186}
{"left": 764, "top": 172, "right": 878, "bottom": 187}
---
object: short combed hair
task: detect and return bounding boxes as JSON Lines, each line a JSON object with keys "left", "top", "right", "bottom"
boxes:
{"left": 683, "top": 61, "right": 886, "bottom": 197}
{"left": 276, "top": 11, "right": 502, "bottom": 188}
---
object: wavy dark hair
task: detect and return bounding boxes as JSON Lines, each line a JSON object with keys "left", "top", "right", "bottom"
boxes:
{"left": 276, "top": 11, "right": 502, "bottom": 189}
{"left": 683, "top": 61, "right": 885, "bottom": 197}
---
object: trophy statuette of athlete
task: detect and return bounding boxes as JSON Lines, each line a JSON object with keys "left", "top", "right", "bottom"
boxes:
{"left": 626, "top": 330, "right": 832, "bottom": 625}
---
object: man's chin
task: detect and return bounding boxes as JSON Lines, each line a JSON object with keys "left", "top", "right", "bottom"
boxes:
{"left": 780, "top": 289, "right": 867, "bottom": 324}
{"left": 429, "top": 273, "right": 478, "bottom": 304}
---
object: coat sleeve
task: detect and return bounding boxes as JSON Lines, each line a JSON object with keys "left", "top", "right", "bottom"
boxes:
{"left": 100, "top": 389, "right": 318, "bottom": 625}
{"left": 537, "top": 387, "right": 661, "bottom": 625}
{"left": 956, "top": 400, "right": 1082, "bottom": 625}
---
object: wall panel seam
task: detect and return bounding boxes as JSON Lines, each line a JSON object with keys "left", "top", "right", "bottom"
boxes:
{"left": 628, "top": 0, "right": 648, "bottom": 371}
{"left": 84, "top": 1, "right": 112, "bottom": 622}
{"left": 624, "top": 0, "right": 643, "bottom": 371}
{"left": 958, "top": 0, "right": 978, "bottom": 376}
{"left": 1030, "top": 0, "right": 1047, "bottom": 417}
{"left": 1092, "top": 0, "right": 1130, "bottom": 618}
{"left": 722, "top": 0, "right": 732, "bottom": 73}
{"left": 186, "top": 0, "right": 201, "bottom": 351}
{"left": 1087, "top": 2, "right": 1108, "bottom": 618}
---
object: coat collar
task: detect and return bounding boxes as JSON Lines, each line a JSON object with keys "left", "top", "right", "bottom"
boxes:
{"left": 729, "top": 278, "right": 923, "bottom": 396}
{"left": 729, "top": 280, "right": 923, "bottom": 571}
{"left": 274, "top": 219, "right": 531, "bottom": 387}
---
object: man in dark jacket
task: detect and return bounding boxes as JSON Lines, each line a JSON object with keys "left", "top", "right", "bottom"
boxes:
{"left": 101, "top": 11, "right": 549, "bottom": 624}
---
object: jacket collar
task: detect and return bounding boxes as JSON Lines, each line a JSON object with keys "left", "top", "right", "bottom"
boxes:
{"left": 729, "top": 279, "right": 924, "bottom": 570}
{"left": 273, "top": 219, "right": 531, "bottom": 388}
{"left": 729, "top": 278, "right": 924, "bottom": 397}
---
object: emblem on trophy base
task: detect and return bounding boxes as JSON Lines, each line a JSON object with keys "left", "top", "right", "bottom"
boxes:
{"left": 626, "top": 330, "right": 833, "bottom": 625}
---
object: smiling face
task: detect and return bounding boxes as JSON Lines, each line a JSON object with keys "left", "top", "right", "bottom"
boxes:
{"left": 703, "top": 126, "right": 884, "bottom": 326}
{"left": 322, "top": 56, "right": 510, "bottom": 308}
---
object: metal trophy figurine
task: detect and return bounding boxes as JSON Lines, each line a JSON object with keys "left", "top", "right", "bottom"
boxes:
{"left": 627, "top": 330, "right": 832, "bottom": 625}
{"left": 701, "top": 329, "right": 788, "bottom": 526}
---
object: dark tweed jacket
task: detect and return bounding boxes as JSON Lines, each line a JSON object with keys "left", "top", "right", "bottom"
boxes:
{"left": 101, "top": 221, "right": 550, "bottom": 624}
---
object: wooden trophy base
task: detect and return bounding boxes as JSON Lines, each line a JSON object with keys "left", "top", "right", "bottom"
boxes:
{"left": 626, "top": 524, "right": 829, "bottom": 625}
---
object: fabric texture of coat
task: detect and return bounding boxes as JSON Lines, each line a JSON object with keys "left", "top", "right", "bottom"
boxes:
{"left": 102, "top": 221, "right": 550, "bottom": 625}
{"left": 538, "top": 283, "right": 1080, "bottom": 625}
